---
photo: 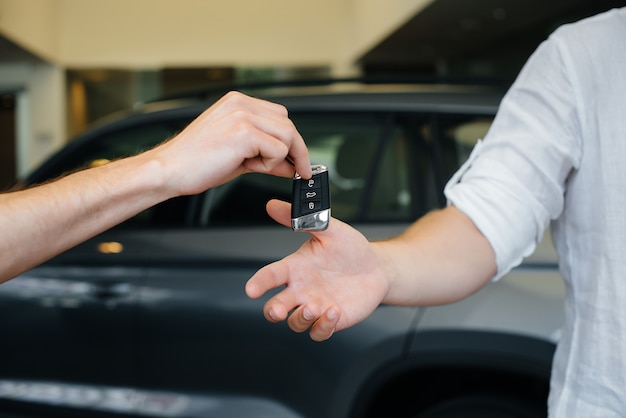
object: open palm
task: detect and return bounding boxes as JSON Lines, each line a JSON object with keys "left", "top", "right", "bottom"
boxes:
{"left": 246, "top": 199, "right": 390, "bottom": 341}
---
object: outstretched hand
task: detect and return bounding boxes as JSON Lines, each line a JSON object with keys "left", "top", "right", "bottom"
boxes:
{"left": 246, "top": 200, "right": 390, "bottom": 341}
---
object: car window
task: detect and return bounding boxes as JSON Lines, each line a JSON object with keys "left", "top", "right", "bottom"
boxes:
{"left": 202, "top": 112, "right": 459, "bottom": 225}
{"left": 205, "top": 113, "right": 387, "bottom": 225}
{"left": 51, "top": 111, "right": 492, "bottom": 230}
{"left": 48, "top": 122, "right": 186, "bottom": 180}
{"left": 431, "top": 115, "right": 493, "bottom": 182}
{"left": 367, "top": 122, "right": 428, "bottom": 221}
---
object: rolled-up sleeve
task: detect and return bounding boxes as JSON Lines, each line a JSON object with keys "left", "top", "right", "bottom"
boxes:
{"left": 444, "top": 34, "right": 582, "bottom": 280}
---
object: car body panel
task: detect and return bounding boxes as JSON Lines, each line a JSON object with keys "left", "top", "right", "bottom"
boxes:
{"left": 417, "top": 269, "right": 565, "bottom": 340}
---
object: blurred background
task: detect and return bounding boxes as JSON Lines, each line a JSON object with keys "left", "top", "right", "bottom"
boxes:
{"left": 0, "top": 0, "right": 624, "bottom": 190}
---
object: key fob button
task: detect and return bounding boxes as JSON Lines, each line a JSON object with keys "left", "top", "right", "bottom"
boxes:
{"left": 304, "top": 178, "right": 321, "bottom": 189}
{"left": 302, "top": 190, "right": 319, "bottom": 200}
{"left": 303, "top": 200, "right": 321, "bottom": 212}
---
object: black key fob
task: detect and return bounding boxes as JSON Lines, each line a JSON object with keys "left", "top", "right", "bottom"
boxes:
{"left": 291, "top": 164, "right": 331, "bottom": 231}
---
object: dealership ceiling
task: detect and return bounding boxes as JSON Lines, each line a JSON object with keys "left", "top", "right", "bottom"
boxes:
{"left": 360, "top": 0, "right": 626, "bottom": 78}
{"left": 1, "top": 0, "right": 625, "bottom": 78}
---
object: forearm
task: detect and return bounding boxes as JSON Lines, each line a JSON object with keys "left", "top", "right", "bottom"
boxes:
{"left": 0, "top": 151, "right": 168, "bottom": 283}
{"left": 375, "top": 205, "right": 497, "bottom": 306}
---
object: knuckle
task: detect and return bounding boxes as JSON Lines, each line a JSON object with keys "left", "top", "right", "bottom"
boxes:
{"left": 231, "top": 115, "right": 254, "bottom": 136}
{"left": 220, "top": 91, "right": 247, "bottom": 112}
{"left": 275, "top": 140, "right": 289, "bottom": 156}
{"left": 224, "top": 90, "right": 245, "bottom": 102}
{"left": 275, "top": 103, "right": 288, "bottom": 116}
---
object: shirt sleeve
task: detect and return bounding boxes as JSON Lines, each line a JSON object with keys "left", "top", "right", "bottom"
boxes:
{"left": 444, "top": 32, "right": 582, "bottom": 280}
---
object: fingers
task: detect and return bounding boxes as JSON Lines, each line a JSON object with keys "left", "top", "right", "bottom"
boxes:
{"left": 287, "top": 304, "right": 321, "bottom": 332}
{"left": 179, "top": 91, "right": 310, "bottom": 182}
{"left": 235, "top": 93, "right": 311, "bottom": 179}
{"left": 245, "top": 260, "right": 289, "bottom": 300}
{"left": 247, "top": 255, "right": 342, "bottom": 342}
{"left": 247, "top": 267, "right": 302, "bottom": 326}
{"left": 288, "top": 305, "right": 341, "bottom": 342}
{"left": 246, "top": 256, "right": 335, "bottom": 340}
{"left": 244, "top": 115, "right": 310, "bottom": 178}
{"left": 218, "top": 92, "right": 311, "bottom": 178}
{"left": 310, "top": 307, "right": 340, "bottom": 342}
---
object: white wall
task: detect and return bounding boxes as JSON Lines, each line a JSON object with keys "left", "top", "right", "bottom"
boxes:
{"left": 0, "top": 0, "right": 60, "bottom": 62}
{"left": 0, "top": 63, "right": 65, "bottom": 176}
{"left": 0, "top": 0, "right": 433, "bottom": 171}
{"left": 56, "top": 0, "right": 354, "bottom": 74}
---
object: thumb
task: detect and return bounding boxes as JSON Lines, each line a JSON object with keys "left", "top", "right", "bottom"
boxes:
{"left": 266, "top": 199, "right": 292, "bottom": 228}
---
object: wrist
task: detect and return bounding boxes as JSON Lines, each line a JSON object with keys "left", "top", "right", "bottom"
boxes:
{"left": 126, "top": 147, "right": 176, "bottom": 200}
{"left": 371, "top": 241, "right": 398, "bottom": 304}
{"left": 92, "top": 151, "right": 172, "bottom": 213}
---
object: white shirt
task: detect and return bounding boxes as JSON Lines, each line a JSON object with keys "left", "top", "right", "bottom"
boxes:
{"left": 445, "top": 8, "right": 626, "bottom": 417}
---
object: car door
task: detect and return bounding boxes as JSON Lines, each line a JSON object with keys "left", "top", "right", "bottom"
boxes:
{"left": 0, "top": 230, "right": 152, "bottom": 417}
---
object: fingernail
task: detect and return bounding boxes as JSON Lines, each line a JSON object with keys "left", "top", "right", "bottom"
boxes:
{"left": 269, "top": 309, "right": 278, "bottom": 321}
{"left": 303, "top": 307, "right": 313, "bottom": 320}
{"left": 327, "top": 308, "right": 338, "bottom": 321}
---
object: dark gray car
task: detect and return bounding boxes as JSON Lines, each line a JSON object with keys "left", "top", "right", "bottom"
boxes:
{"left": 0, "top": 82, "right": 564, "bottom": 418}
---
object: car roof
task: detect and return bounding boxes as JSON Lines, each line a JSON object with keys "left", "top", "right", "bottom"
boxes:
{"left": 145, "top": 80, "right": 503, "bottom": 112}
{"left": 84, "top": 78, "right": 504, "bottom": 128}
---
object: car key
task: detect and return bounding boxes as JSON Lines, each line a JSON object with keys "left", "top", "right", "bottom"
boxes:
{"left": 291, "top": 164, "right": 331, "bottom": 231}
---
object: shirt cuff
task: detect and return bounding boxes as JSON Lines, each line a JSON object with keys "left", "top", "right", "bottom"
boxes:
{"left": 444, "top": 140, "right": 550, "bottom": 281}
